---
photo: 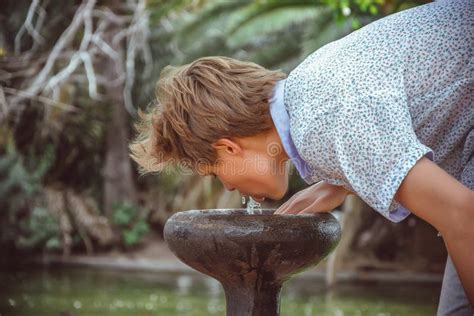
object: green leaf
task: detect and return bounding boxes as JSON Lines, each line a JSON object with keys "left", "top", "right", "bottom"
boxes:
{"left": 176, "top": 1, "right": 247, "bottom": 48}
{"left": 227, "top": 6, "right": 321, "bottom": 49}
{"left": 123, "top": 230, "right": 140, "bottom": 247}
{"left": 112, "top": 202, "right": 136, "bottom": 226}
{"left": 46, "top": 237, "right": 61, "bottom": 250}
{"left": 369, "top": 4, "right": 378, "bottom": 15}
{"left": 15, "top": 207, "right": 60, "bottom": 250}
{"left": 351, "top": 17, "right": 361, "bottom": 29}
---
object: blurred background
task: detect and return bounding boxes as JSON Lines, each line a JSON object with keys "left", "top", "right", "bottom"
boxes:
{"left": 0, "top": 0, "right": 446, "bottom": 315}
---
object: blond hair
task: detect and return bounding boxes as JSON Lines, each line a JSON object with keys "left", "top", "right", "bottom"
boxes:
{"left": 130, "top": 56, "right": 286, "bottom": 174}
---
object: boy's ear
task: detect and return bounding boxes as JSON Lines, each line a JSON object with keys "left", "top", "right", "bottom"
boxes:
{"left": 212, "top": 138, "right": 242, "bottom": 156}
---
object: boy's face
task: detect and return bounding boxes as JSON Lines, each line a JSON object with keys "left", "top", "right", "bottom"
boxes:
{"left": 198, "top": 127, "right": 290, "bottom": 202}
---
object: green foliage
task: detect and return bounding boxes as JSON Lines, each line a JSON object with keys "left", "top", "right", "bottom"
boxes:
{"left": 0, "top": 138, "right": 55, "bottom": 249}
{"left": 112, "top": 203, "right": 135, "bottom": 226}
{"left": 147, "top": 0, "right": 198, "bottom": 23}
{"left": 112, "top": 201, "right": 150, "bottom": 248}
{"left": 175, "top": 1, "right": 246, "bottom": 47}
{"left": 160, "top": 0, "right": 379, "bottom": 73}
{"left": 1, "top": 0, "right": 432, "bottom": 258}
{"left": 16, "top": 207, "right": 61, "bottom": 251}
{"left": 225, "top": 1, "right": 319, "bottom": 40}
{"left": 6, "top": 91, "right": 108, "bottom": 203}
{"left": 159, "top": 0, "right": 429, "bottom": 73}
{"left": 226, "top": 6, "right": 321, "bottom": 49}
{"left": 0, "top": 141, "right": 54, "bottom": 201}
{"left": 158, "top": 168, "right": 186, "bottom": 195}
{"left": 123, "top": 220, "right": 149, "bottom": 248}
{"left": 322, "top": 0, "right": 383, "bottom": 24}
{"left": 301, "top": 7, "right": 352, "bottom": 57}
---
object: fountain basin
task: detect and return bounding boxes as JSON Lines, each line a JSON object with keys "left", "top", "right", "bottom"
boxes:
{"left": 164, "top": 209, "right": 341, "bottom": 316}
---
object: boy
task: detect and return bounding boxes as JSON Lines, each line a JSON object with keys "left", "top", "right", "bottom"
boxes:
{"left": 130, "top": 0, "right": 473, "bottom": 314}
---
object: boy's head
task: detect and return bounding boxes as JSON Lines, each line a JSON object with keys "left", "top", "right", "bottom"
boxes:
{"left": 130, "top": 56, "right": 289, "bottom": 201}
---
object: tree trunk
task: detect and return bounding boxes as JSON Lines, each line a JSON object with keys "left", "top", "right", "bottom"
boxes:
{"left": 103, "top": 91, "right": 137, "bottom": 217}
{"left": 102, "top": 16, "right": 137, "bottom": 217}
{"left": 326, "top": 195, "right": 369, "bottom": 287}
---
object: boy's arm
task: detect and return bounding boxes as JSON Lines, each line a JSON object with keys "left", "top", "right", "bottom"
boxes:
{"left": 274, "top": 181, "right": 349, "bottom": 215}
{"left": 276, "top": 157, "right": 474, "bottom": 302}
{"left": 395, "top": 157, "right": 474, "bottom": 304}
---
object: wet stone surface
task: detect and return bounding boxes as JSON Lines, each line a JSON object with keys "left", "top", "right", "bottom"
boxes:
{"left": 164, "top": 209, "right": 341, "bottom": 316}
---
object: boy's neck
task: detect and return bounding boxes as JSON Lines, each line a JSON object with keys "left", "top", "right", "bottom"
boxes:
{"left": 263, "top": 124, "right": 290, "bottom": 161}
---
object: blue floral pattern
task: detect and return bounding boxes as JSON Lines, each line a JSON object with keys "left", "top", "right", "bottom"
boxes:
{"left": 282, "top": 0, "right": 473, "bottom": 222}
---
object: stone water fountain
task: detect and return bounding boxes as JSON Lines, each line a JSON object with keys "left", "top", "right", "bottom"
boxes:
{"left": 164, "top": 204, "right": 341, "bottom": 316}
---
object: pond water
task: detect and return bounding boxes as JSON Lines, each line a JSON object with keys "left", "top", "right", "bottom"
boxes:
{"left": 0, "top": 266, "right": 440, "bottom": 316}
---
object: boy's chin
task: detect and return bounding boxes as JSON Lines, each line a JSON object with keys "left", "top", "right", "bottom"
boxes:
{"left": 269, "top": 188, "right": 287, "bottom": 201}
{"left": 251, "top": 196, "right": 266, "bottom": 203}
{"left": 253, "top": 184, "right": 287, "bottom": 202}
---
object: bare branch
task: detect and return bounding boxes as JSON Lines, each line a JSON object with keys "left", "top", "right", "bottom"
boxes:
{"left": 0, "top": 86, "right": 8, "bottom": 116}
{"left": 122, "top": 0, "right": 152, "bottom": 115}
{"left": 92, "top": 36, "right": 119, "bottom": 60}
{"left": 89, "top": 17, "right": 118, "bottom": 60}
{"left": 31, "top": 0, "right": 48, "bottom": 52}
{"left": 80, "top": 52, "right": 98, "bottom": 99}
{"left": 160, "top": 17, "right": 174, "bottom": 32}
{"left": 25, "top": 0, "right": 97, "bottom": 97}
{"left": 0, "top": 69, "right": 12, "bottom": 82}
{"left": 93, "top": 7, "right": 131, "bottom": 25}
{"left": 14, "top": 0, "right": 45, "bottom": 54}
{"left": 3, "top": 87, "right": 79, "bottom": 112}
{"left": 141, "top": 37, "right": 153, "bottom": 78}
{"left": 14, "top": 23, "right": 27, "bottom": 54}
{"left": 24, "top": 0, "right": 45, "bottom": 45}
{"left": 8, "top": 0, "right": 154, "bottom": 119}
{"left": 79, "top": 4, "right": 94, "bottom": 51}
{"left": 45, "top": 53, "right": 83, "bottom": 92}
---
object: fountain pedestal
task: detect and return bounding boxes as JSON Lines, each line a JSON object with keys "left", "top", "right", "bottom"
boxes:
{"left": 164, "top": 209, "right": 341, "bottom": 316}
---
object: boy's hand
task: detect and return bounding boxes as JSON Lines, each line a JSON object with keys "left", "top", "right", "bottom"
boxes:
{"left": 275, "top": 181, "right": 350, "bottom": 215}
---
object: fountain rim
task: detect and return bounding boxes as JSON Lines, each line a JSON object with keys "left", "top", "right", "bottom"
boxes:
{"left": 168, "top": 208, "right": 338, "bottom": 219}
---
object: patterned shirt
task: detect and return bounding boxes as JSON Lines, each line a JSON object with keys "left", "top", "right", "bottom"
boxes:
{"left": 269, "top": 0, "right": 473, "bottom": 222}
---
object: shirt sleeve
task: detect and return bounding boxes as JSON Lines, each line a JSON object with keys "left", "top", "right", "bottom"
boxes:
{"left": 299, "top": 90, "right": 433, "bottom": 222}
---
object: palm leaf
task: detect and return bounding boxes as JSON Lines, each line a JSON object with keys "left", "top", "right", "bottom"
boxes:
{"left": 175, "top": 1, "right": 249, "bottom": 49}
{"left": 226, "top": 6, "right": 322, "bottom": 49}
{"left": 301, "top": 9, "right": 353, "bottom": 57}
{"left": 225, "top": 0, "right": 323, "bottom": 35}
{"left": 242, "top": 26, "right": 305, "bottom": 70}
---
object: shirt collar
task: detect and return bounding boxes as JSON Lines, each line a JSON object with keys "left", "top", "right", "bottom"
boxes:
{"left": 269, "top": 79, "right": 312, "bottom": 184}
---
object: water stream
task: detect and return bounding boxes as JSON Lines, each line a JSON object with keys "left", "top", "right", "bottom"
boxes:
{"left": 243, "top": 196, "right": 263, "bottom": 215}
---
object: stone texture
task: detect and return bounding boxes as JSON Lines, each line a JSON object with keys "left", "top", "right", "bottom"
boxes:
{"left": 164, "top": 209, "right": 341, "bottom": 316}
